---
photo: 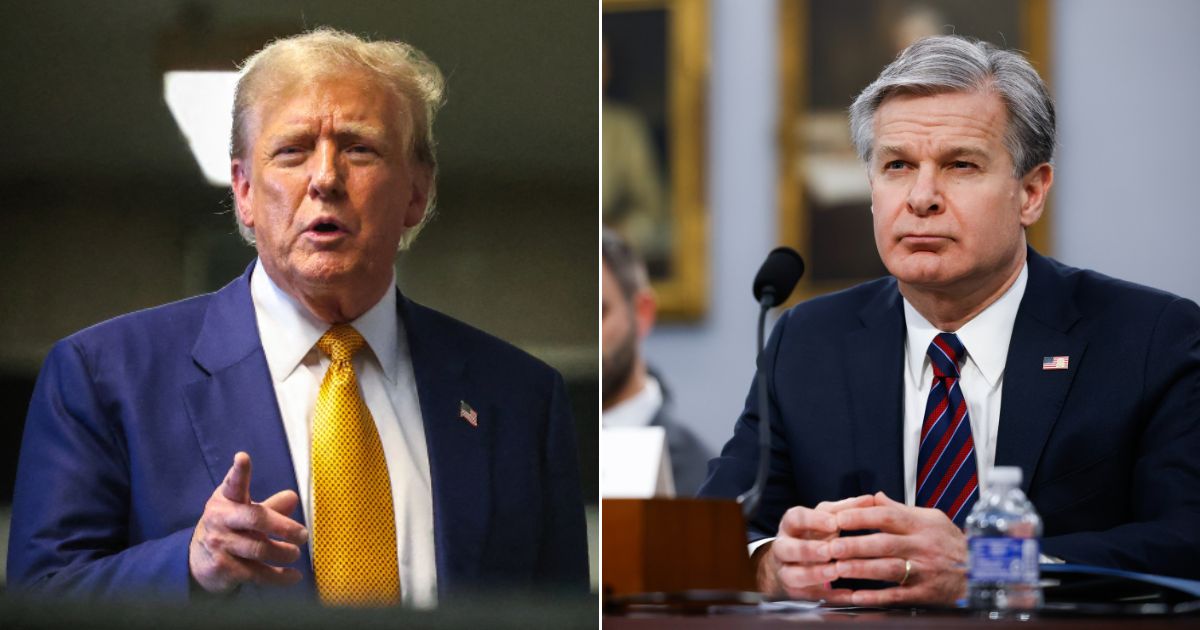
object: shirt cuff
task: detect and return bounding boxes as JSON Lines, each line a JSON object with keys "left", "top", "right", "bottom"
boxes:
{"left": 748, "top": 536, "right": 775, "bottom": 557}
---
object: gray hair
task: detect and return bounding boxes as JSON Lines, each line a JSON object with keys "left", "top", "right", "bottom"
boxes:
{"left": 602, "top": 228, "right": 649, "bottom": 302}
{"left": 231, "top": 27, "right": 446, "bottom": 248}
{"left": 849, "top": 35, "right": 1055, "bottom": 177}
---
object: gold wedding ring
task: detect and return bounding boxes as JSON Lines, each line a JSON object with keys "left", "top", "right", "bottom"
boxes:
{"left": 900, "top": 559, "right": 912, "bottom": 586}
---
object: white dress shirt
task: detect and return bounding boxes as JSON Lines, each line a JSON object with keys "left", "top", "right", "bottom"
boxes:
{"left": 250, "top": 262, "right": 438, "bottom": 608}
{"left": 602, "top": 376, "right": 664, "bottom": 428}
{"left": 901, "top": 262, "right": 1027, "bottom": 504}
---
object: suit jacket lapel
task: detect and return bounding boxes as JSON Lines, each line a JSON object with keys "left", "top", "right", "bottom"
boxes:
{"left": 399, "top": 294, "right": 490, "bottom": 592}
{"left": 844, "top": 280, "right": 907, "bottom": 500}
{"left": 996, "top": 250, "right": 1086, "bottom": 491}
{"left": 182, "top": 263, "right": 313, "bottom": 594}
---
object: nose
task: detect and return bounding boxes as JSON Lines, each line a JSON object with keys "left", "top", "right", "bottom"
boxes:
{"left": 308, "top": 140, "right": 344, "bottom": 200}
{"left": 906, "top": 164, "right": 942, "bottom": 216}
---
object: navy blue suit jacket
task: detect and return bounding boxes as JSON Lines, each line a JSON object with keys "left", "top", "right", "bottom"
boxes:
{"left": 8, "top": 265, "right": 589, "bottom": 599}
{"left": 699, "top": 250, "right": 1200, "bottom": 579}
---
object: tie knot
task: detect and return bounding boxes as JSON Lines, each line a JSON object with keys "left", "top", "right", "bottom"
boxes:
{"left": 928, "top": 332, "right": 966, "bottom": 379}
{"left": 317, "top": 324, "right": 366, "bottom": 363}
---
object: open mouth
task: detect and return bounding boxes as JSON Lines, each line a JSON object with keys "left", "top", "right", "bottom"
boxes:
{"left": 305, "top": 217, "right": 348, "bottom": 236}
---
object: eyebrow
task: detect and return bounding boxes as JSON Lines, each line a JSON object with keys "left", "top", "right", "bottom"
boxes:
{"left": 333, "top": 122, "right": 389, "bottom": 144}
{"left": 943, "top": 146, "right": 990, "bottom": 161}
{"left": 875, "top": 145, "right": 906, "bottom": 160}
{"left": 265, "top": 122, "right": 391, "bottom": 147}
{"left": 875, "top": 145, "right": 991, "bottom": 161}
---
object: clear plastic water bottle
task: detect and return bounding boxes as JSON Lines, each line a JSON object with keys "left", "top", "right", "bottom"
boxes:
{"left": 965, "top": 466, "right": 1042, "bottom": 615}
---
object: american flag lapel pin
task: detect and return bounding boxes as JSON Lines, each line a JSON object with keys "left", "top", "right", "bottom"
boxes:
{"left": 458, "top": 400, "right": 479, "bottom": 427}
{"left": 1042, "top": 356, "right": 1069, "bottom": 371}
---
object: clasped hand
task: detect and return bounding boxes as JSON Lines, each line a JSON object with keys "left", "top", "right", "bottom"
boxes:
{"left": 189, "top": 452, "right": 309, "bottom": 593}
{"left": 756, "top": 492, "right": 967, "bottom": 606}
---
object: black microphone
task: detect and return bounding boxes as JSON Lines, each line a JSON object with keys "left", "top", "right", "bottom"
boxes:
{"left": 753, "top": 247, "right": 805, "bottom": 307}
{"left": 739, "top": 247, "right": 805, "bottom": 519}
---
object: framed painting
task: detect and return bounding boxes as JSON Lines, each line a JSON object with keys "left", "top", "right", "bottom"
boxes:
{"left": 777, "top": 0, "right": 1051, "bottom": 300}
{"left": 603, "top": 0, "right": 708, "bottom": 319}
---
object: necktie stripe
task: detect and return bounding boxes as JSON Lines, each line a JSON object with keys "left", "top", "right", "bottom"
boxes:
{"left": 925, "top": 438, "right": 973, "bottom": 507}
{"left": 916, "top": 332, "right": 979, "bottom": 528}
{"left": 946, "top": 478, "right": 979, "bottom": 525}
{"left": 916, "top": 383, "right": 952, "bottom": 467}
{"left": 930, "top": 337, "right": 960, "bottom": 375}
{"left": 919, "top": 392, "right": 949, "bottom": 444}
{"left": 919, "top": 375, "right": 960, "bottom": 442}
{"left": 918, "top": 398, "right": 971, "bottom": 503}
{"left": 916, "top": 394, "right": 967, "bottom": 494}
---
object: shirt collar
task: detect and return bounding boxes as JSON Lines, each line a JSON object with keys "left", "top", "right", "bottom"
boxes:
{"left": 903, "top": 262, "right": 1028, "bottom": 388}
{"left": 250, "top": 260, "right": 402, "bottom": 384}
{"left": 603, "top": 375, "right": 663, "bottom": 429}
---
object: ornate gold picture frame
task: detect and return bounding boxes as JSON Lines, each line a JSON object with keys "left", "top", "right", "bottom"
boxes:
{"left": 603, "top": 0, "right": 708, "bottom": 320}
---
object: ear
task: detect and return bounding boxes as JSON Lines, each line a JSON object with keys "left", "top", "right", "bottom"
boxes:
{"left": 231, "top": 159, "right": 255, "bottom": 230}
{"left": 402, "top": 163, "right": 433, "bottom": 228}
{"left": 632, "top": 288, "right": 657, "bottom": 341}
{"left": 1018, "top": 163, "right": 1053, "bottom": 228}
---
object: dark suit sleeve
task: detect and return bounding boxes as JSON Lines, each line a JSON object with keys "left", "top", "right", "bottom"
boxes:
{"left": 535, "top": 372, "right": 591, "bottom": 589}
{"left": 1041, "top": 297, "right": 1200, "bottom": 579}
{"left": 697, "top": 310, "right": 802, "bottom": 543}
{"left": 7, "top": 339, "right": 193, "bottom": 599}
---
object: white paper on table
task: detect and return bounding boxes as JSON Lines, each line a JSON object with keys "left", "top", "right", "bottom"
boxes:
{"left": 601, "top": 426, "right": 675, "bottom": 498}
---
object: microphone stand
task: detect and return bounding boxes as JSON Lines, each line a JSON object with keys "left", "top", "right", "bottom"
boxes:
{"left": 738, "top": 290, "right": 775, "bottom": 519}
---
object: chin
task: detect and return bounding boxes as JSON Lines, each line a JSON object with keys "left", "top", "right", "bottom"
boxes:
{"left": 291, "top": 255, "right": 360, "bottom": 286}
{"left": 886, "top": 254, "right": 959, "bottom": 287}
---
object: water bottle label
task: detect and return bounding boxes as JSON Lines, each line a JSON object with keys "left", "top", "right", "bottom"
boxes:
{"left": 968, "top": 537, "right": 1039, "bottom": 583}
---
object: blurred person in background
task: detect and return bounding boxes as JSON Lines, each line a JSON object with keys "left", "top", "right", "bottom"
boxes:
{"left": 603, "top": 228, "right": 712, "bottom": 496}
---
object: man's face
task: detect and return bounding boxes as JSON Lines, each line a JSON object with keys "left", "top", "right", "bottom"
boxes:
{"left": 601, "top": 265, "right": 637, "bottom": 405}
{"left": 869, "top": 90, "right": 1047, "bottom": 295}
{"left": 232, "top": 72, "right": 429, "bottom": 297}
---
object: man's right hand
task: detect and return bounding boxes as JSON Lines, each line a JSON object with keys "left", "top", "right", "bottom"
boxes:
{"left": 755, "top": 495, "right": 875, "bottom": 604}
{"left": 189, "top": 452, "right": 308, "bottom": 594}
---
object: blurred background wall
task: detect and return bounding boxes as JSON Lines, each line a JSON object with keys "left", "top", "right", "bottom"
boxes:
{"left": 0, "top": 0, "right": 597, "bottom": 588}
{"left": 644, "top": 0, "right": 1200, "bottom": 457}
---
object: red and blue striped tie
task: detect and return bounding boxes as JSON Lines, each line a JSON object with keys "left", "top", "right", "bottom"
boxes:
{"left": 916, "top": 332, "right": 979, "bottom": 527}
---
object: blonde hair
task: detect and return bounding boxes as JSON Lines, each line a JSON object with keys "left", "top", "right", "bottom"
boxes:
{"left": 231, "top": 27, "right": 446, "bottom": 248}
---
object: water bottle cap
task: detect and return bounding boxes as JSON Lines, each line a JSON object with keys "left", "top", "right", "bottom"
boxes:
{"left": 990, "top": 466, "right": 1022, "bottom": 486}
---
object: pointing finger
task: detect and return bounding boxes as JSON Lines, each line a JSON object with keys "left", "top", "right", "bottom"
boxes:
{"left": 221, "top": 452, "right": 252, "bottom": 504}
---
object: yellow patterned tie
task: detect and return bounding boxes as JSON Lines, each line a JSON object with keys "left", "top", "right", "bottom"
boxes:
{"left": 312, "top": 325, "right": 400, "bottom": 606}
